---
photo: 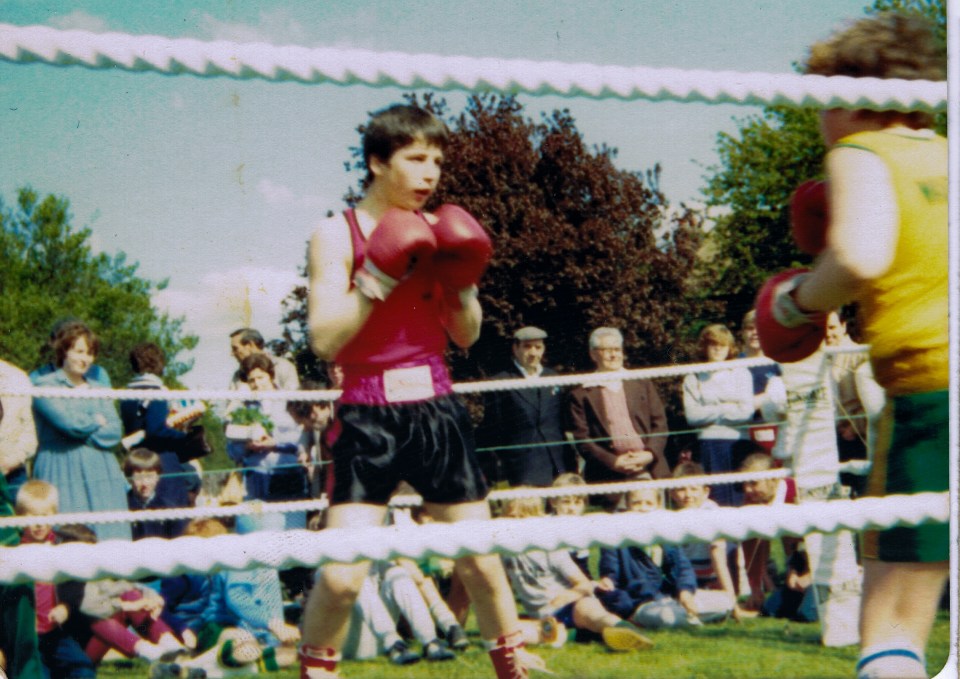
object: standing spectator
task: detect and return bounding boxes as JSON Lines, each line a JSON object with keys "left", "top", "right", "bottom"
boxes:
{"left": 0, "top": 357, "right": 37, "bottom": 500}
{"left": 682, "top": 324, "right": 755, "bottom": 506}
{"left": 568, "top": 328, "right": 669, "bottom": 502}
{"left": 286, "top": 381, "right": 334, "bottom": 501}
{"left": 31, "top": 323, "right": 131, "bottom": 542}
{"left": 823, "top": 310, "right": 882, "bottom": 496}
{"left": 228, "top": 328, "right": 300, "bottom": 393}
{"left": 739, "top": 310, "right": 782, "bottom": 454}
{"left": 120, "top": 342, "right": 206, "bottom": 508}
{"left": 226, "top": 353, "right": 307, "bottom": 531}
{"left": 31, "top": 318, "right": 111, "bottom": 387}
{"left": 477, "top": 326, "right": 575, "bottom": 487}
{"left": 596, "top": 488, "right": 733, "bottom": 628}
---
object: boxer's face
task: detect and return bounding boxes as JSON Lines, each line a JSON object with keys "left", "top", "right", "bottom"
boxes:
{"left": 372, "top": 136, "right": 444, "bottom": 211}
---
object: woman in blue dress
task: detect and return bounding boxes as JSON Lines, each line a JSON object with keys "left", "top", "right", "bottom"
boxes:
{"left": 32, "top": 324, "right": 131, "bottom": 541}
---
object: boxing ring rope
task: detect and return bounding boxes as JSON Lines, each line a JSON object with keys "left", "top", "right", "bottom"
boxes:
{"left": 0, "top": 492, "right": 947, "bottom": 584}
{"left": 0, "top": 23, "right": 946, "bottom": 111}
{"left": 0, "top": 468, "right": 792, "bottom": 530}
{"left": 0, "top": 348, "right": 876, "bottom": 525}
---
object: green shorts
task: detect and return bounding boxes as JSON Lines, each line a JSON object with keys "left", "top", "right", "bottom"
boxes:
{"left": 862, "top": 390, "right": 949, "bottom": 562}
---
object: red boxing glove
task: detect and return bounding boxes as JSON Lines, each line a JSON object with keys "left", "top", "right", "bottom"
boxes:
{"left": 353, "top": 209, "right": 437, "bottom": 301}
{"left": 790, "top": 180, "right": 829, "bottom": 255}
{"left": 754, "top": 269, "right": 826, "bottom": 363}
{"left": 432, "top": 204, "right": 493, "bottom": 290}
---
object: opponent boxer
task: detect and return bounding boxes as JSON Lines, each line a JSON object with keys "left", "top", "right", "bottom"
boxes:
{"left": 298, "top": 104, "right": 536, "bottom": 678}
{"left": 755, "top": 14, "right": 947, "bottom": 679}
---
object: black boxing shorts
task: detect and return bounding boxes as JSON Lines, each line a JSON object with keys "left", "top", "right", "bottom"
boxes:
{"left": 329, "top": 394, "right": 489, "bottom": 506}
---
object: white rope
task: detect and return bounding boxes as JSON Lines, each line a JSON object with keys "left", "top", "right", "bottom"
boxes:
{"left": 0, "top": 469, "right": 789, "bottom": 528}
{"left": 0, "top": 492, "right": 946, "bottom": 584}
{"left": 0, "top": 23, "right": 946, "bottom": 111}
{"left": 0, "top": 463, "right": 877, "bottom": 527}
{"left": 1, "top": 352, "right": 848, "bottom": 401}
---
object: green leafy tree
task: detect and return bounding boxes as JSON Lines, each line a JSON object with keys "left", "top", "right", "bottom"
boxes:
{"left": 277, "top": 93, "right": 708, "bottom": 382}
{"left": 0, "top": 187, "right": 197, "bottom": 386}
{"left": 697, "top": 0, "right": 945, "bottom": 323}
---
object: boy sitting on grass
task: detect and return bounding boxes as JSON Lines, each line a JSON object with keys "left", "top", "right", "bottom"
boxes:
{"left": 670, "top": 462, "right": 740, "bottom": 618}
{"left": 598, "top": 487, "right": 734, "bottom": 628}
{"left": 500, "top": 495, "right": 654, "bottom": 652}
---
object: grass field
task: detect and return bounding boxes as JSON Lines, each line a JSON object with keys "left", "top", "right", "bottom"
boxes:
{"left": 97, "top": 611, "right": 952, "bottom": 679}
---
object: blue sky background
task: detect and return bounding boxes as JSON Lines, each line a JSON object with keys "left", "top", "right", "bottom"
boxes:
{"left": 1, "top": 1, "right": 872, "bottom": 388}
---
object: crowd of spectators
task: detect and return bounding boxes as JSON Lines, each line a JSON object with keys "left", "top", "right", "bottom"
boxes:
{"left": 0, "top": 314, "right": 882, "bottom": 676}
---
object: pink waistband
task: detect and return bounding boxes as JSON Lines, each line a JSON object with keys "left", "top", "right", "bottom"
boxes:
{"left": 339, "top": 354, "right": 453, "bottom": 406}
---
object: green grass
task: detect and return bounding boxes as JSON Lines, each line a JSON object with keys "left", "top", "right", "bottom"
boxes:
{"left": 97, "top": 611, "right": 951, "bottom": 679}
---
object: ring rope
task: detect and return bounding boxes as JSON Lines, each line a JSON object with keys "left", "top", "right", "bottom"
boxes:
{"left": 0, "top": 350, "right": 864, "bottom": 401}
{"left": 0, "top": 23, "right": 946, "bottom": 111}
{"left": 0, "top": 492, "right": 947, "bottom": 584}
{"left": 0, "top": 469, "right": 788, "bottom": 528}
{"left": 0, "top": 465, "right": 885, "bottom": 528}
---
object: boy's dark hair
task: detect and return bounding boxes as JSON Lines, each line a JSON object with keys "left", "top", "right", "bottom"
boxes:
{"left": 123, "top": 448, "right": 162, "bottom": 476}
{"left": 805, "top": 13, "right": 945, "bottom": 129}
{"left": 230, "top": 328, "right": 265, "bottom": 349}
{"left": 129, "top": 342, "right": 165, "bottom": 376}
{"left": 362, "top": 104, "right": 449, "bottom": 189}
{"left": 239, "top": 352, "right": 275, "bottom": 383}
{"left": 57, "top": 523, "right": 97, "bottom": 544}
{"left": 287, "top": 380, "right": 331, "bottom": 419}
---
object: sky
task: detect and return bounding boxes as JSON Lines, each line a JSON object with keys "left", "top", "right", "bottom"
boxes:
{"left": 0, "top": 0, "right": 876, "bottom": 388}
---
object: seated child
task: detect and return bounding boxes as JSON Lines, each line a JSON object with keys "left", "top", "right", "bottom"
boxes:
{"left": 192, "top": 519, "right": 300, "bottom": 668}
{"left": 3, "top": 479, "right": 49, "bottom": 678}
{"left": 166, "top": 519, "right": 284, "bottom": 678}
{"left": 597, "top": 488, "right": 734, "bottom": 628}
{"left": 739, "top": 453, "right": 801, "bottom": 613}
{"left": 670, "top": 462, "right": 739, "bottom": 617}
{"left": 549, "top": 473, "right": 592, "bottom": 578}
{"left": 500, "top": 495, "right": 654, "bottom": 652}
{"left": 389, "top": 507, "right": 469, "bottom": 652}
{"left": 124, "top": 448, "right": 188, "bottom": 540}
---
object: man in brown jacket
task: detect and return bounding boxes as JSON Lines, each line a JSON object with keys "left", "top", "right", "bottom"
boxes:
{"left": 568, "top": 328, "right": 669, "bottom": 490}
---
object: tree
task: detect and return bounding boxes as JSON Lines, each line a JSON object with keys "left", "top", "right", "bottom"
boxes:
{"left": 697, "top": 0, "right": 946, "bottom": 322}
{"left": 277, "top": 93, "right": 708, "bottom": 382}
{"left": 0, "top": 187, "right": 197, "bottom": 386}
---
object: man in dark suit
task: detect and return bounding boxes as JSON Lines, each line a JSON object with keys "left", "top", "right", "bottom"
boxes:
{"left": 477, "top": 327, "right": 576, "bottom": 487}
{"left": 567, "top": 328, "right": 669, "bottom": 488}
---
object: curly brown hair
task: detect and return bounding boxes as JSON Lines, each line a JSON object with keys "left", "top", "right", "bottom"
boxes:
{"left": 53, "top": 323, "right": 99, "bottom": 367}
{"left": 804, "top": 13, "right": 945, "bottom": 129}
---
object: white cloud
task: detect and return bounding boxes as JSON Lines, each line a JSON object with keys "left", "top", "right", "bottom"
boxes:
{"left": 49, "top": 10, "right": 110, "bottom": 33}
{"left": 256, "top": 178, "right": 295, "bottom": 206}
{"left": 154, "top": 266, "right": 304, "bottom": 389}
{"left": 198, "top": 9, "right": 308, "bottom": 45}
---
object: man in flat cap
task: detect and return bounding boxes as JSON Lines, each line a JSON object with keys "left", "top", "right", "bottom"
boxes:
{"left": 477, "top": 327, "right": 576, "bottom": 487}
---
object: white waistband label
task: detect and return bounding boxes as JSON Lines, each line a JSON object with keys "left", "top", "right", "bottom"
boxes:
{"left": 383, "top": 365, "right": 435, "bottom": 403}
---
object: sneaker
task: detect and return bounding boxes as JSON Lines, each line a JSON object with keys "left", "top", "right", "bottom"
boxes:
{"left": 149, "top": 663, "right": 207, "bottom": 679}
{"left": 387, "top": 641, "right": 421, "bottom": 666}
{"left": 424, "top": 639, "right": 456, "bottom": 662}
{"left": 601, "top": 625, "right": 655, "bottom": 652}
{"left": 446, "top": 623, "right": 470, "bottom": 651}
{"left": 540, "top": 616, "right": 568, "bottom": 648}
